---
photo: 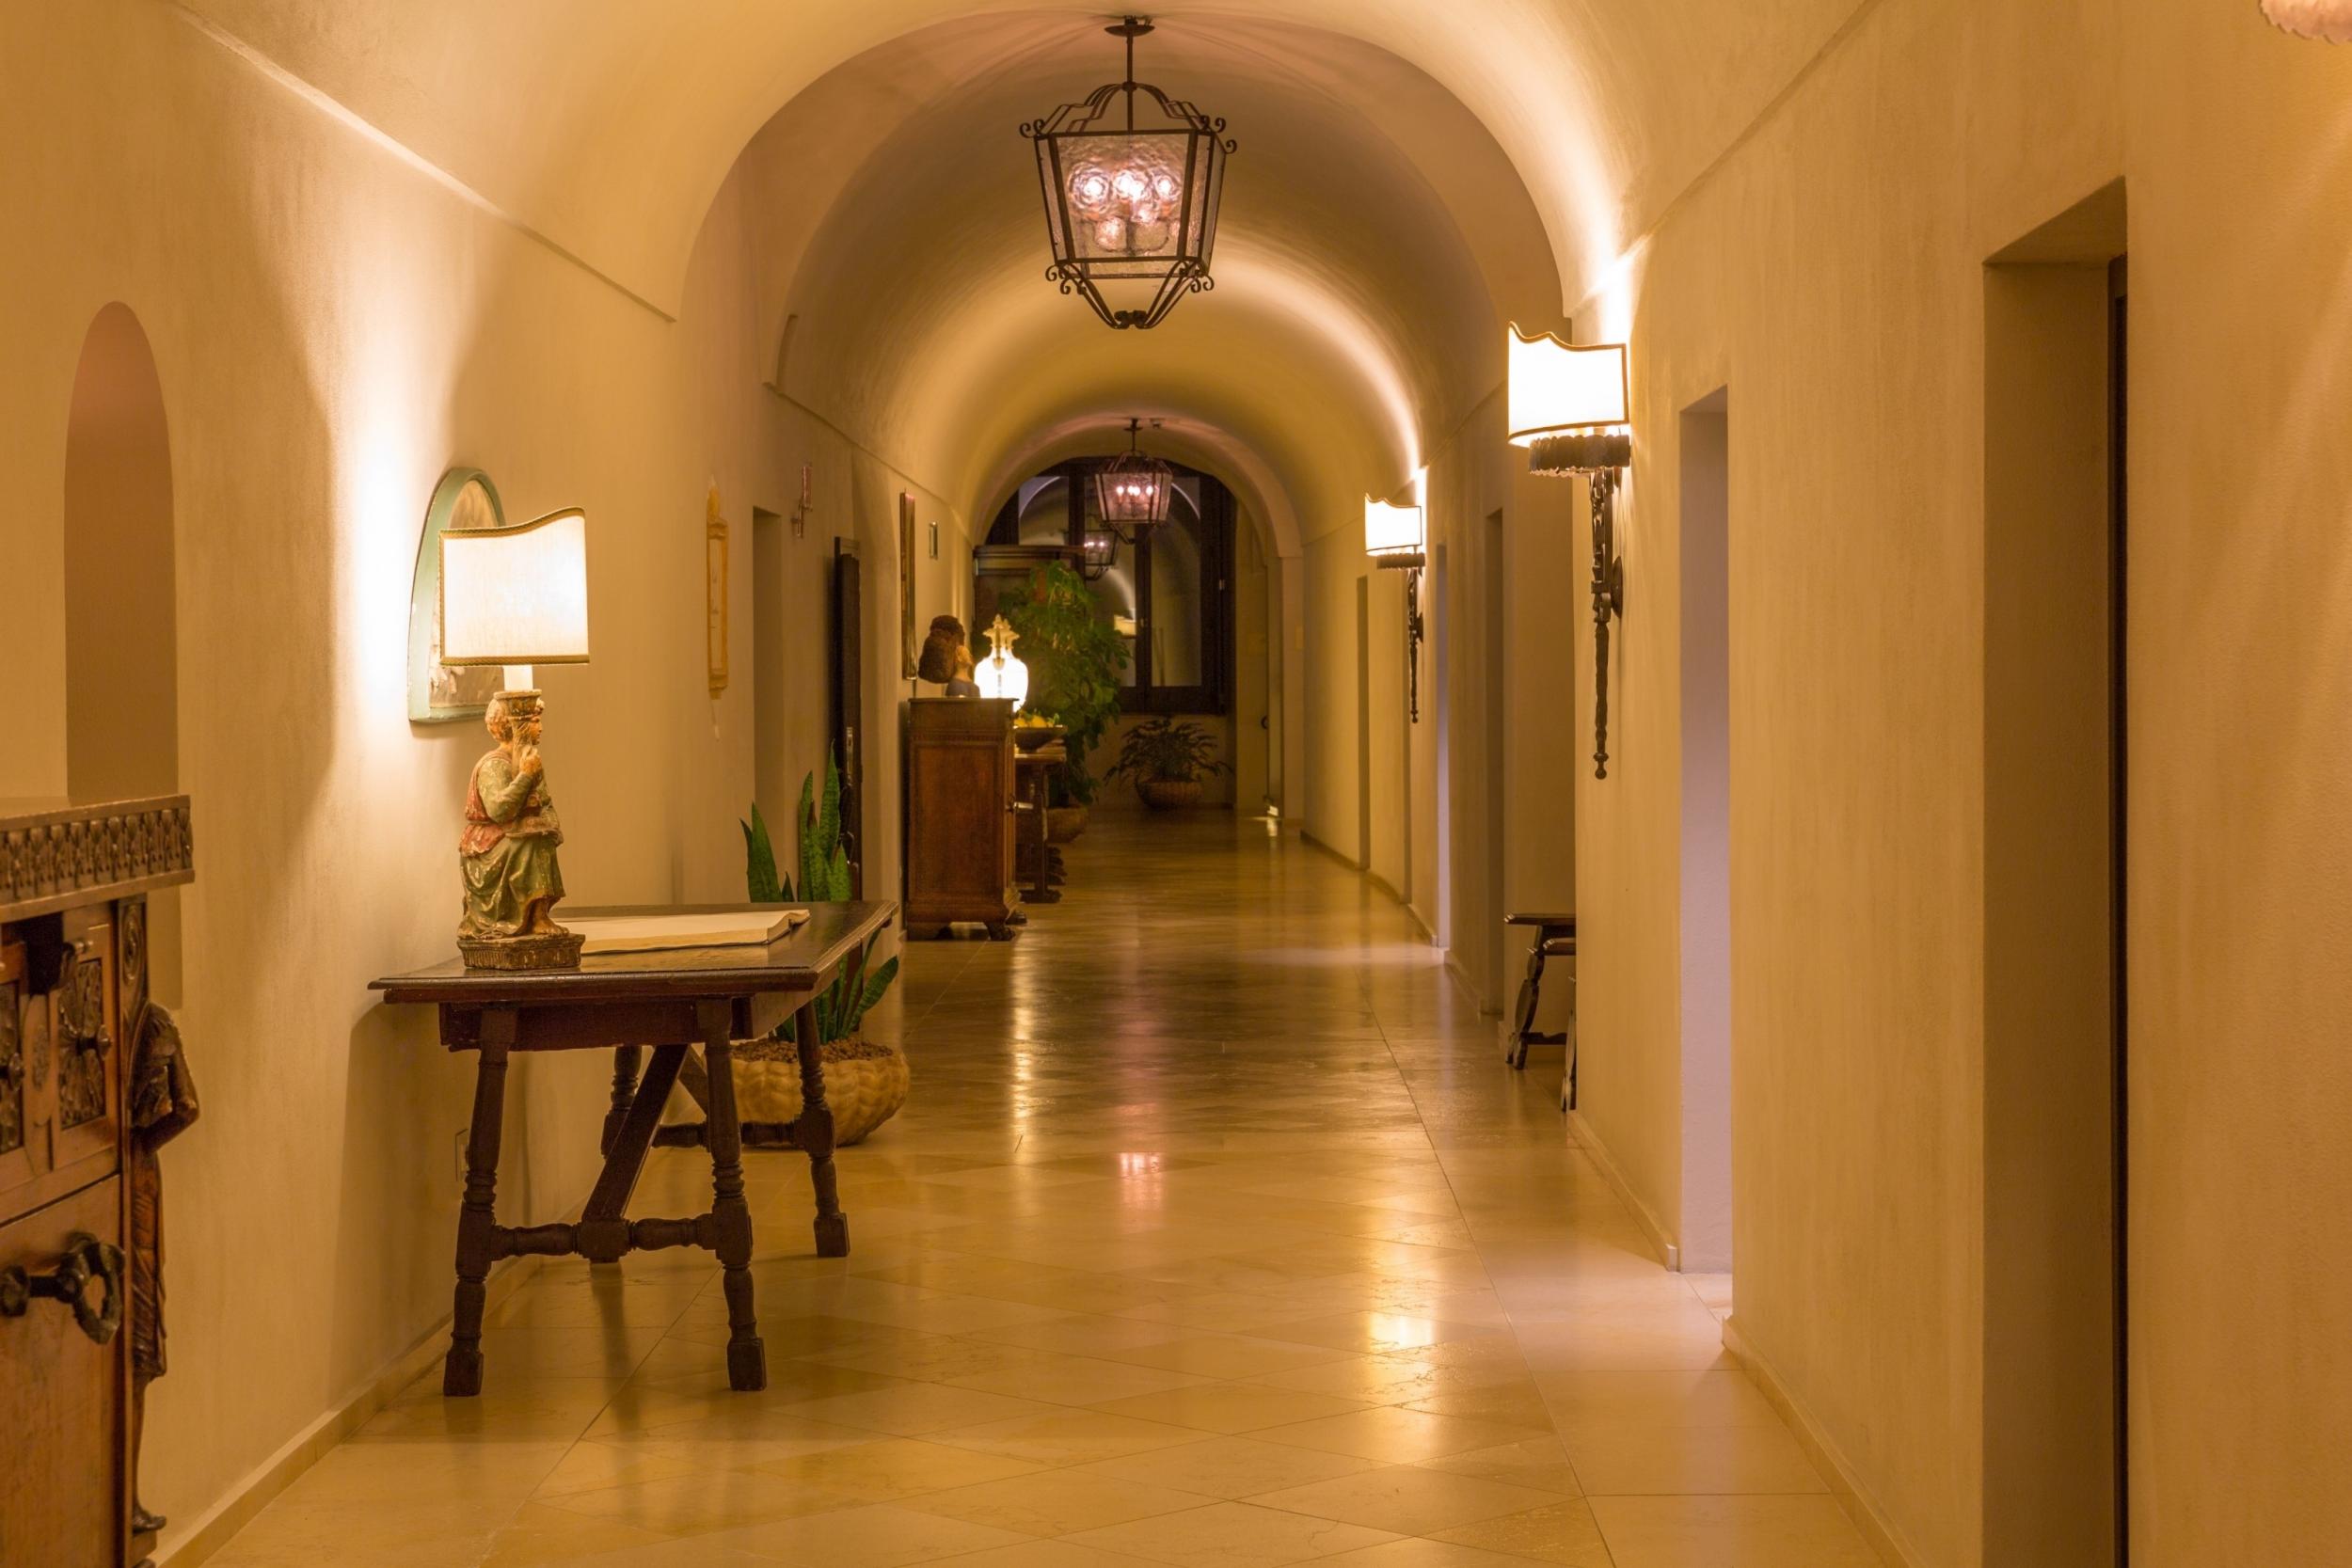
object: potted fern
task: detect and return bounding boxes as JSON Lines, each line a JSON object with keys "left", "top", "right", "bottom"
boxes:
{"left": 1110, "top": 718, "right": 1230, "bottom": 811}
{"left": 666, "top": 749, "right": 907, "bottom": 1147}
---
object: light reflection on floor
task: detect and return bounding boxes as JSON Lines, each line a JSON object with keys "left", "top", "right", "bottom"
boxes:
{"left": 209, "top": 812, "right": 1859, "bottom": 1568}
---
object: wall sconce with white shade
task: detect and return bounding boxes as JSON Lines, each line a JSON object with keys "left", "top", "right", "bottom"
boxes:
{"left": 1510, "top": 325, "right": 1630, "bottom": 778}
{"left": 438, "top": 507, "right": 592, "bottom": 969}
{"left": 2263, "top": 0, "right": 2352, "bottom": 40}
{"left": 975, "top": 614, "right": 1030, "bottom": 710}
{"left": 1364, "top": 497, "right": 1427, "bottom": 722}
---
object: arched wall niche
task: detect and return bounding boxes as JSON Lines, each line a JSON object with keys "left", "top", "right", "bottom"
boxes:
{"left": 63, "top": 301, "right": 183, "bottom": 1003}
{"left": 65, "top": 302, "right": 177, "bottom": 800}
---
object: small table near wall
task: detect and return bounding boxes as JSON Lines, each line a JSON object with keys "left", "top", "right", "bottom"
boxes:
{"left": 1014, "top": 743, "right": 1067, "bottom": 905}
{"left": 370, "top": 900, "right": 896, "bottom": 1397}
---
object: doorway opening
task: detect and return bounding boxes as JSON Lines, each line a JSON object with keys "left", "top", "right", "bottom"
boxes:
{"left": 1981, "top": 178, "right": 2127, "bottom": 1568}
{"left": 1677, "top": 389, "right": 1733, "bottom": 1277}
{"left": 64, "top": 302, "right": 180, "bottom": 1004}
{"left": 1355, "top": 576, "right": 1372, "bottom": 869}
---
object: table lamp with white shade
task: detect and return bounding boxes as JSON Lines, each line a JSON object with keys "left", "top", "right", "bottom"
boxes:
{"left": 438, "top": 507, "right": 592, "bottom": 969}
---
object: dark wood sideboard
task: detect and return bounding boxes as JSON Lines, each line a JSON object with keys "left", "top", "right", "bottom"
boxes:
{"left": 0, "top": 796, "right": 194, "bottom": 1568}
{"left": 903, "top": 698, "right": 1017, "bottom": 939}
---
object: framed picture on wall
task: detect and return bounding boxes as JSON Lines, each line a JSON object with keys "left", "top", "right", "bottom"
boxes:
{"left": 899, "top": 492, "right": 919, "bottom": 678}
{"left": 406, "top": 467, "right": 510, "bottom": 723}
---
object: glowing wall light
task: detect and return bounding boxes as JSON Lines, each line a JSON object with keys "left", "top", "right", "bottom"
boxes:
{"left": 2264, "top": 0, "right": 2352, "bottom": 40}
{"left": 1509, "top": 325, "right": 1630, "bottom": 779}
{"left": 1365, "top": 496, "right": 1427, "bottom": 724}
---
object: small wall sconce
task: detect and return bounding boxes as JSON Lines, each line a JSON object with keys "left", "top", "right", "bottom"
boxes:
{"left": 2263, "top": 0, "right": 2352, "bottom": 40}
{"left": 1510, "top": 324, "right": 1630, "bottom": 778}
{"left": 1364, "top": 496, "right": 1427, "bottom": 722}
{"left": 792, "top": 463, "right": 813, "bottom": 539}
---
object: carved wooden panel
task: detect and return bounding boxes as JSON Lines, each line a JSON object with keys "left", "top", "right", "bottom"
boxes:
{"left": 0, "top": 800, "right": 191, "bottom": 922}
{"left": 0, "top": 978, "right": 19, "bottom": 1158}
{"left": 56, "top": 955, "right": 108, "bottom": 1132}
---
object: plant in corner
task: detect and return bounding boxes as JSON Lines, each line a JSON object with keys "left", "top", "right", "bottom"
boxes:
{"left": 1109, "top": 717, "right": 1231, "bottom": 812}
{"left": 664, "top": 747, "right": 908, "bottom": 1148}
{"left": 995, "top": 561, "right": 1130, "bottom": 831}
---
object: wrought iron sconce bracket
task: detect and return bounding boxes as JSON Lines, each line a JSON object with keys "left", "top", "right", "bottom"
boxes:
{"left": 1530, "top": 433, "right": 1631, "bottom": 779}
{"left": 1376, "top": 552, "right": 1427, "bottom": 723}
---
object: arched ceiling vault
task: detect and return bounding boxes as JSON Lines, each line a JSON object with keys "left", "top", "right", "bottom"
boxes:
{"left": 183, "top": 0, "right": 1867, "bottom": 542}
{"left": 748, "top": 14, "right": 1557, "bottom": 551}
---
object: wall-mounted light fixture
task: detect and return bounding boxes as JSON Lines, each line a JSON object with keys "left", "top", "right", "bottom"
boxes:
{"left": 1365, "top": 496, "right": 1427, "bottom": 723}
{"left": 2263, "top": 0, "right": 2352, "bottom": 40}
{"left": 1510, "top": 325, "right": 1630, "bottom": 779}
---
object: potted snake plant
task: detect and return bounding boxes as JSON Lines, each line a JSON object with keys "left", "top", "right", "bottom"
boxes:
{"left": 664, "top": 749, "right": 907, "bottom": 1148}
{"left": 1109, "top": 718, "right": 1230, "bottom": 811}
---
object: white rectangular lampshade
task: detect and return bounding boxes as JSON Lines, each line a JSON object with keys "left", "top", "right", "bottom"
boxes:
{"left": 1507, "top": 325, "right": 1629, "bottom": 445}
{"left": 1364, "top": 499, "right": 1424, "bottom": 559}
{"left": 439, "top": 508, "right": 591, "bottom": 666}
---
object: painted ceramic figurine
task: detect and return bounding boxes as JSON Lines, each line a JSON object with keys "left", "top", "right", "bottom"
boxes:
{"left": 458, "top": 690, "right": 583, "bottom": 968}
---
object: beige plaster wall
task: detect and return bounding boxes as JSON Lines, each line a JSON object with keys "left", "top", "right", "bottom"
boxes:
{"left": 0, "top": 3, "right": 956, "bottom": 1553}
{"left": 1556, "top": 0, "right": 2352, "bottom": 1563}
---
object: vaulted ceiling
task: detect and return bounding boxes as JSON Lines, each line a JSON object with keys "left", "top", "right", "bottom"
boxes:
{"left": 183, "top": 0, "right": 1860, "bottom": 544}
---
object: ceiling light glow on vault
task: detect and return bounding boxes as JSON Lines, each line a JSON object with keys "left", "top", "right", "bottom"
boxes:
{"left": 1021, "top": 17, "right": 1235, "bottom": 330}
{"left": 2262, "top": 0, "right": 2352, "bottom": 40}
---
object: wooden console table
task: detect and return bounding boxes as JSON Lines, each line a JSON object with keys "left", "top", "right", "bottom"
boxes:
{"left": 369, "top": 900, "right": 895, "bottom": 1397}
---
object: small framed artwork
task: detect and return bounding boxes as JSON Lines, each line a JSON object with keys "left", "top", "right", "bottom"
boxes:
{"left": 406, "top": 467, "right": 509, "bottom": 723}
{"left": 707, "top": 486, "right": 729, "bottom": 697}
{"left": 899, "top": 492, "right": 919, "bottom": 678}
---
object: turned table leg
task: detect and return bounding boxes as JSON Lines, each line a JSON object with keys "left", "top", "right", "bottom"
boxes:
{"left": 792, "top": 997, "right": 850, "bottom": 1258}
{"left": 697, "top": 1002, "right": 766, "bottom": 1392}
{"left": 445, "top": 1010, "right": 513, "bottom": 1396}
{"left": 602, "top": 1045, "right": 643, "bottom": 1158}
{"left": 1509, "top": 941, "right": 1549, "bottom": 1069}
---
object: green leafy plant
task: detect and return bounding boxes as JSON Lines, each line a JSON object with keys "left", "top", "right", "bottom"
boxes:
{"left": 995, "top": 562, "right": 1130, "bottom": 805}
{"left": 1108, "top": 718, "right": 1231, "bottom": 786}
{"left": 739, "top": 747, "right": 898, "bottom": 1042}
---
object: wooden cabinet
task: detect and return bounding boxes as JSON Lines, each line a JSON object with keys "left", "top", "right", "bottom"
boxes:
{"left": 902, "top": 699, "right": 1016, "bottom": 938}
{"left": 1, "top": 797, "right": 194, "bottom": 1568}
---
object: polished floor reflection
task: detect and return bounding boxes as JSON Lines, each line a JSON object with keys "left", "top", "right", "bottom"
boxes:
{"left": 212, "top": 814, "right": 1871, "bottom": 1568}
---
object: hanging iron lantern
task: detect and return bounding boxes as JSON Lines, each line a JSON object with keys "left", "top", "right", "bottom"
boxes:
{"left": 1093, "top": 419, "right": 1174, "bottom": 542}
{"left": 1079, "top": 524, "right": 1119, "bottom": 581}
{"left": 1021, "top": 17, "right": 1235, "bottom": 330}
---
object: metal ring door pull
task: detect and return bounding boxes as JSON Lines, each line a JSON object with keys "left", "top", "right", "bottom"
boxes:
{"left": 0, "top": 1231, "right": 126, "bottom": 1344}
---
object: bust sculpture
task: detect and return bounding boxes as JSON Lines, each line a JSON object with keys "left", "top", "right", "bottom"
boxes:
{"left": 918, "top": 614, "right": 966, "bottom": 685}
{"left": 458, "top": 690, "right": 582, "bottom": 968}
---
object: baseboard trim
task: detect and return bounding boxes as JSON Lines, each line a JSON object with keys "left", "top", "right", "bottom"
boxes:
{"left": 155, "top": 1254, "right": 546, "bottom": 1567}
{"left": 1565, "top": 1107, "right": 1680, "bottom": 1272}
{"left": 1721, "top": 1315, "right": 1922, "bottom": 1568}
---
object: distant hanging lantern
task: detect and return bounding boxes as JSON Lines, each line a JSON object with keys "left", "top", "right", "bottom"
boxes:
{"left": 1093, "top": 418, "right": 1174, "bottom": 543}
{"left": 1021, "top": 17, "right": 1235, "bottom": 330}
{"left": 1080, "top": 524, "right": 1119, "bottom": 581}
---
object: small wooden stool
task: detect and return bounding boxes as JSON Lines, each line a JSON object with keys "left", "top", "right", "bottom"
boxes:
{"left": 1504, "top": 913, "right": 1576, "bottom": 1097}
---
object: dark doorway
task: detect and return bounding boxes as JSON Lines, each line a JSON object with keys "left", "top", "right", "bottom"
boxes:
{"left": 832, "top": 537, "right": 865, "bottom": 895}
{"left": 1980, "top": 179, "right": 2127, "bottom": 1568}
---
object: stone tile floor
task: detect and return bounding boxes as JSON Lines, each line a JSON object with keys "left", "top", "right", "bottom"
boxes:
{"left": 210, "top": 814, "right": 1875, "bottom": 1567}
